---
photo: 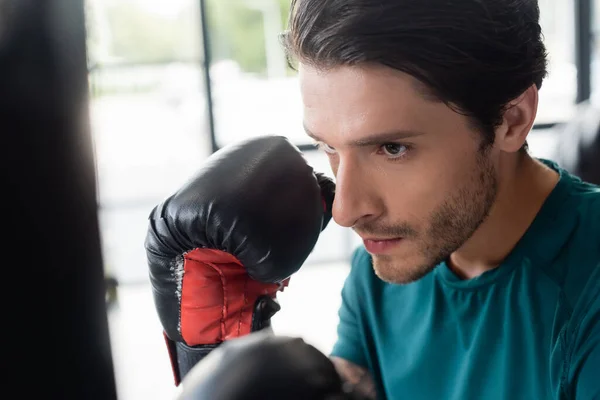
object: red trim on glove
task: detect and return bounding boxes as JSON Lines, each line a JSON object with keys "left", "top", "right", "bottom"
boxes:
{"left": 163, "top": 332, "right": 181, "bottom": 386}
{"left": 180, "top": 248, "right": 283, "bottom": 345}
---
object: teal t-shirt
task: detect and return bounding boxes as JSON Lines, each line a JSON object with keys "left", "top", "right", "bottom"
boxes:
{"left": 331, "top": 161, "right": 600, "bottom": 400}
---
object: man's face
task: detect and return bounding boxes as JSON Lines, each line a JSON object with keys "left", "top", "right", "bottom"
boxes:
{"left": 300, "top": 64, "right": 498, "bottom": 284}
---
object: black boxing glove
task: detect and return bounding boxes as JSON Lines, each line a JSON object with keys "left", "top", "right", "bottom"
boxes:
{"left": 144, "top": 135, "right": 335, "bottom": 385}
{"left": 176, "top": 331, "right": 371, "bottom": 400}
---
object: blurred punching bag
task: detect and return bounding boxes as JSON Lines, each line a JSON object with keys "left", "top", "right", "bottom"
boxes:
{"left": 1, "top": 1, "right": 118, "bottom": 398}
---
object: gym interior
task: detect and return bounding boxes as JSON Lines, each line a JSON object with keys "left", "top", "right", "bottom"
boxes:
{"left": 4, "top": 1, "right": 599, "bottom": 399}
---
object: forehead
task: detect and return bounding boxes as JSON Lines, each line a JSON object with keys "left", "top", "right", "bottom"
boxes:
{"left": 298, "top": 63, "right": 467, "bottom": 143}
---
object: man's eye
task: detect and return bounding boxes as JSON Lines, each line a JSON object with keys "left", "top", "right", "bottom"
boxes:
{"left": 381, "top": 143, "right": 409, "bottom": 158}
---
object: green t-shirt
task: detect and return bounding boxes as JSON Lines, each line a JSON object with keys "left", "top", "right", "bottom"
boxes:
{"left": 331, "top": 161, "right": 600, "bottom": 400}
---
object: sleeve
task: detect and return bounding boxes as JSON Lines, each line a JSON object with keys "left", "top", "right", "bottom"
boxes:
{"left": 329, "top": 247, "right": 370, "bottom": 368}
{"left": 568, "top": 267, "right": 600, "bottom": 400}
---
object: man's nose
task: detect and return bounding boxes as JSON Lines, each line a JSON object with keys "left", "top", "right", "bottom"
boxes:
{"left": 332, "top": 157, "right": 381, "bottom": 228}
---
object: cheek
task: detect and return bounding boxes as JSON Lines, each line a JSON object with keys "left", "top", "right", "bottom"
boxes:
{"left": 381, "top": 159, "right": 463, "bottom": 225}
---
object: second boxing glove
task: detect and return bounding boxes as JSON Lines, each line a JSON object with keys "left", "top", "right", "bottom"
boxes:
{"left": 176, "top": 331, "right": 372, "bottom": 400}
{"left": 145, "top": 135, "right": 335, "bottom": 384}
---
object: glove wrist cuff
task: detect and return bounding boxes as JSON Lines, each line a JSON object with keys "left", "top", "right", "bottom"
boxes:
{"left": 164, "top": 333, "right": 220, "bottom": 386}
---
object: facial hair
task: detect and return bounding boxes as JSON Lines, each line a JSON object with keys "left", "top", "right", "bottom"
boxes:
{"left": 362, "top": 150, "right": 498, "bottom": 284}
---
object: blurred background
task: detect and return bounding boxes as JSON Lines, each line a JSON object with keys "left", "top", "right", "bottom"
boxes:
{"left": 82, "top": 0, "right": 599, "bottom": 398}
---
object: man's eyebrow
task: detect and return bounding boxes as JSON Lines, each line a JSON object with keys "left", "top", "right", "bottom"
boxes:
{"left": 349, "top": 130, "right": 425, "bottom": 146}
{"left": 303, "top": 124, "right": 425, "bottom": 146}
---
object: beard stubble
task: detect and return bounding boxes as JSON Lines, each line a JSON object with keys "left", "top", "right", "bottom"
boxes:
{"left": 365, "top": 150, "right": 498, "bottom": 284}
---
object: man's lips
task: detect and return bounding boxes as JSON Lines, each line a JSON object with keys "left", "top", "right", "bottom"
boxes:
{"left": 362, "top": 237, "right": 403, "bottom": 254}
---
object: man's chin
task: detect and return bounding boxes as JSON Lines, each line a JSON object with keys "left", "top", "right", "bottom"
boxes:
{"left": 372, "top": 254, "right": 437, "bottom": 284}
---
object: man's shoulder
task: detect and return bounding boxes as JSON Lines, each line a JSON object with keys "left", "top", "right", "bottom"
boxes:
{"left": 546, "top": 163, "right": 600, "bottom": 238}
{"left": 563, "top": 175, "right": 600, "bottom": 240}
{"left": 550, "top": 174, "right": 600, "bottom": 311}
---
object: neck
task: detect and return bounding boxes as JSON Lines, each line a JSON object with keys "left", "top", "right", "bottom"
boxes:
{"left": 448, "top": 154, "right": 560, "bottom": 280}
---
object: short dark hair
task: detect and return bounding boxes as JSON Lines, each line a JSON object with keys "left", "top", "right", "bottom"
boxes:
{"left": 281, "top": 0, "right": 548, "bottom": 150}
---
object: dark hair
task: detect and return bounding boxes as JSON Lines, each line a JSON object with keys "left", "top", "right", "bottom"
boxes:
{"left": 281, "top": 0, "right": 548, "bottom": 150}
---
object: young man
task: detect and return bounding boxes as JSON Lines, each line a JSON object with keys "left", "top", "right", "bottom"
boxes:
{"left": 281, "top": 0, "right": 600, "bottom": 399}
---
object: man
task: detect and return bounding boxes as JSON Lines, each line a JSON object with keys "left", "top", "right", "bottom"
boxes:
{"left": 146, "top": 1, "right": 599, "bottom": 399}
{"left": 279, "top": 0, "right": 600, "bottom": 399}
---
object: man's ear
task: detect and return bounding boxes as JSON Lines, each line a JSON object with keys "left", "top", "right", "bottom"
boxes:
{"left": 494, "top": 84, "right": 538, "bottom": 153}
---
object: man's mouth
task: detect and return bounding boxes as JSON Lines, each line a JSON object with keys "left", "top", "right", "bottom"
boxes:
{"left": 361, "top": 237, "right": 404, "bottom": 254}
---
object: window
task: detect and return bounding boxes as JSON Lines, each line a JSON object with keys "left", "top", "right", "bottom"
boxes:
{"left": 86, "top": 0, "right": 209, "bottom": 398}
{"left": 205, "top": 0, "right": 307, "bottom": 148}
{"left": 86, "top": 0, "right": 211, "bottom": 284}
{"left": 536, "top": 0, "right": 578, "bottom": 124}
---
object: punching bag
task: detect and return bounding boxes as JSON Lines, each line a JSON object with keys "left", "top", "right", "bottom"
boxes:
{"left": 1, "top": 0, "right": 118, "bottom": 398}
